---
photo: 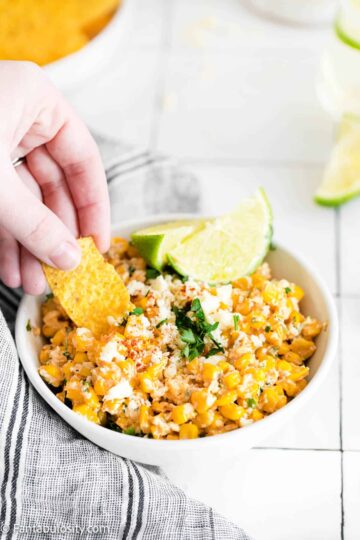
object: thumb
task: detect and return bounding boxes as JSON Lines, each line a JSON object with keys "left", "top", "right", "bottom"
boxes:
{"left": 0, "top": 159, "right": 81, "bottom": 270}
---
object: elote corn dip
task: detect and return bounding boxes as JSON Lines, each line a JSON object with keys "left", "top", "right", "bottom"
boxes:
{"left": 38, "top": 238, "right": 323, "bottom": 440}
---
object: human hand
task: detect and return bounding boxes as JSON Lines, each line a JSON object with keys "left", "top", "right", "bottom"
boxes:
{"left": 0, "top": 61, "right": 110, "bottom": 295}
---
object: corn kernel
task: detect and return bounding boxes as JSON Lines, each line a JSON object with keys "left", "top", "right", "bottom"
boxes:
{"left": 260, "top": 386, "right": 287, "bottom": 413}
{"left": 138, "top": 373, "right": 154, "bottom": 393}
{"left": 179, "top": 423, "right": 199, "bottom": 439}
{"left": 51, "top": 327, "right": 67, "bottom": 346}
{"left": 284, "top": 351, "right": 303, "bottom": 365}
{"left": 220, "top": 403, "right": 245, "bottom": 421}
{"left": 73, "top": 352, "right": 88, "bottom": 364}
{"left": 216, "top": 390, "right": 238, "bottom": 406}
{"left": 39, "top": 364, "right": 64, "bottom": 387}
{"left": 223, "top": 370, "right": 241, "bottom": 389}
{"left": 187, "top": 359, "right": 200, "bottom": 374}
{"left": 42, "top": 325, "right": 57, "bottom": 338}
{"left": 139, "top": 405, "right": 151, "bottom": 433}
{"left": 39, "top": 348, "right": 50, "bottom": 364}
{"left": 172, "top": 404, "right": 194, "bottom": 425}
{"left": 237, "top": 300, "right": 252, "bottom": 316}
{"left": 290, "top": 337, "right": 316, "bottom": 361}
{"left": 62, "top": 361, "right": 73, "bottom": 380}
{"left": 233, "top": 352, "right": 255, "bottom": 371}
{"left": 84, "top": 387, "right": 99, "bottom": 409}
{"left": 93, "top": 378, "right": 108, "bottom": 396}
{"left": 293, "top": 285, "right": 304, "bottom": 301}
{"left": 302, "top": 319, "right": 323, "bottom": 339}
{"left": 191, "top": 390, "right": 216, "bottom": 413}
{"left": 290, "top": 366, "right": 309, "bottom": 382}
{"left": 217, "top": 360, "right": 232, "bottom": 373}
{"left": 277, "top": 360, "right": 292, "bottom": 372}
{"left": 251, "top": 409, "right": 264, "bottom": 421}
{"left": 202, "top": 363, "right": 221, "bottom": 382}
{"left": 263, "top": 355, "right": 276, "bottom": 370}
{"left": 194, "top": 411, "right": 215, "bottom": 428}
{"left": 252, "top": 273, "right": 267, "bottom": 288}
{"left": 278, "top": 342, "right": 290, "bottom": 355}
{"left": 255, "top": 369, "right": 266, "bottom": 382}
{"left": 73, "top": 404, "right": 100, "bottom": 424}
{"left": 279, "top": 380, "right": 298, "bottom": 397}
{"left": 250, "top": 314, "right": 266, "bottom": 330}
{"left": 263, "top": 283, "right": 282, "bottom": 305}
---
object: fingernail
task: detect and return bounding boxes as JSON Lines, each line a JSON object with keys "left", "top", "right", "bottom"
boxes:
{"left": 50, "top": 242, "right": 81, "bottom": 270}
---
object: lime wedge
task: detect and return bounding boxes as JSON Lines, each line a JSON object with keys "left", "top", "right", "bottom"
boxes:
{"left": 315, "top": 114, "right": 360, "bottom": 206}
{"left": 131, "top": 220, "right": 204, "bottom": 270}
{"left": 335, "top": 3, "right": 360, "bottom": 51}
{"left": 168, "top": 188, "right": 272, "bottom": 284}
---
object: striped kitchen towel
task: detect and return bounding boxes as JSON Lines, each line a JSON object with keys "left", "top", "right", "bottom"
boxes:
{"left": 0, "top": 136, "right": 251, "bottom": 540}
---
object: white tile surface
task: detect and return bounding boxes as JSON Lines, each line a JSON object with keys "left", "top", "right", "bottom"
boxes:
{"left": 172, "top": 0, "right": 329, "bottom": 51}
{"left": 130, "top": 0, "right": 166, "bottom": 49}
{"left": 157, "top": 48, "right": 333, "bottom": 161}
{"left": 193, "top": 164, "right": 337, "bottom": 292}
{"left": 163, "top": 449, "right": 342, "bottom": 540}
{"left": 340, "top": 202, "right": 360, "bottom": 296}
{"left": 66, "top": 50, "right": 160, "bottom": 147}
{"left": 343, "top": 452, "right": 360, "bottom": 540}
{"left": 341, "top": 298, "right": 360, "bottom": 450}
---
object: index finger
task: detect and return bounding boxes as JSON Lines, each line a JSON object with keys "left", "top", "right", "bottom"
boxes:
{"left": 46, "top": 111, "right": 110, "bottom": 253}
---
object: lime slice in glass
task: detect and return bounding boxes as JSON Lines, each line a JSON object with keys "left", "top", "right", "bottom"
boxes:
{"left": 131, "top": 220, "right": 205, "bottom": 270}
{"left": 315, "top": 114, "right": 360, "bottom": 206}
{"left": 168, "top": 188, "right": 273, "bottom": 283}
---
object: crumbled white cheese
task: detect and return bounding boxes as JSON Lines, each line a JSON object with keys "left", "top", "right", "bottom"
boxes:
{"left": 127, "top": 280, "right": 148, "bottom": 297}
{"left": 104, "top": 380, "right": 133, "bottom": 401}
{"left": 100, "top": 340, "right": 126, "bottom": 363}
{"left": 250, "top": 335, "right": 263, "bottom": 349}
{"left": 76, "top": 328, "right": 89, "bottom": 337}
{"left": 215, "top": 309, "right": 234, "bottom": 330}
{"left": 216, "top": 284, "right": 233, "bottom": 307}
{"left": 151, "top": 275, "right": 169, "bottom": 293}
{"left": 200, "top": 291, "right": 220, "bottom": 316}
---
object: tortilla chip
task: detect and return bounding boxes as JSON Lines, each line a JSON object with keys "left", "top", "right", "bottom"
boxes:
{"left": 42, "top": 237, "right": 131, "bottom": 337}
{"left": 0, "top": 0, "right": 121, "bottom": 65}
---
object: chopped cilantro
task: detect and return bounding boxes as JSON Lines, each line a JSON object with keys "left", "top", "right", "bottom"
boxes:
{"left": 123, "top": 427, "right": 136, "bottom": 436}
{"left": 233, "top": 314, "right": 240, "bottom": 331}
{"left": 246, "top": 398, "right": 257, "bottom": 408}
{"left": 174, "top": 298, "right": 224, "bottom": 361}
{"left": 156, "top": 318, "right": 168, "bottom": 328}
{"left": 265, "top": 325, "right": 271, "bottom": 333}
{"left": 285, "top": 287, "right": 291, "bottom": 294}
{"left": 180, "top": 328, "right": 196, "bottom": 344}
{"left": 26, "top": 319, "right": 32, "bottom": 332}
{"left": 131, "top": 307, "right": 144, "bottom": 316}
{"left": 129, "top": 266, "right": 135, "bottom": 276}
{"left": 45, "top": 292, "right": 54, "bottom": 301}
{"left": 181, "top": 275, "right": 189, "bottom": 283}
{"left": 146, "top": 268, "right": 160, "bottom": 279}
{"left": 206, "top": 348, "right": 222, "bottom": 358}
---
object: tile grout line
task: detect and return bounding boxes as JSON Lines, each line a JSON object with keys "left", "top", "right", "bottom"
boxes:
{"left": 336, "top": 206, "right": 345, "bottom": 540}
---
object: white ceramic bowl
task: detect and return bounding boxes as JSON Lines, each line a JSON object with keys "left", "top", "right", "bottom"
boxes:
{"left": 15, "top": 215, "right": 338, "bottom": 466}
{"left": 44, "top": 0, "right": 133, "bottom": 91}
